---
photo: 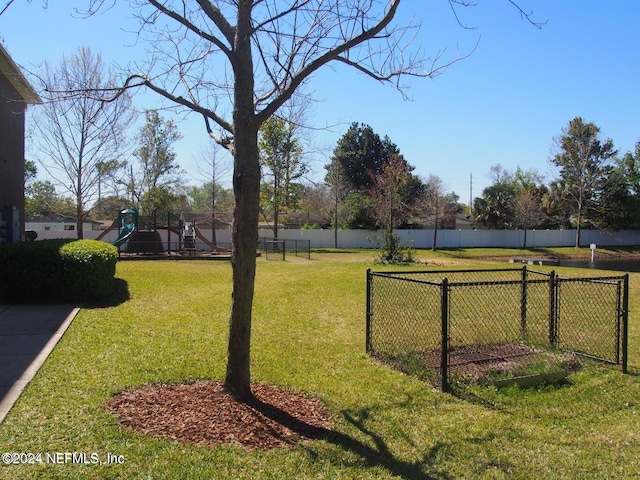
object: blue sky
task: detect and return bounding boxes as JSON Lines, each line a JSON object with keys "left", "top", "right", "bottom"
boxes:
{"left": 2, "top": 1, "right": 639, "bottom": 206}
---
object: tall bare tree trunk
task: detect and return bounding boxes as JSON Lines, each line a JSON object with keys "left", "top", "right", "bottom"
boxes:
{"left": 76, "top": 180, "right": 84, "bottom": 239}
{"left": 224, "top": 2, "right": 260, "bottom": 401}
{"left": 225, "top": 129, "right": 260, "bottom": 401}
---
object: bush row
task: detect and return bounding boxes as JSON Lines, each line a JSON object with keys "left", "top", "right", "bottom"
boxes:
{"left": 0, "top": 239, "right": 118, "bottom": 304}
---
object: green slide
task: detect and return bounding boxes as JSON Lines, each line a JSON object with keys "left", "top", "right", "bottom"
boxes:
{"left": 113, "top": 209, "right": 137, "bottom": 247}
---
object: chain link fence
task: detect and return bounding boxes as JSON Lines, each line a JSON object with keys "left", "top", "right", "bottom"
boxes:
{"left": 259, "top": 238, "right": 311, "bottom": 260}
{"left": 260, "top": 239, "right": 285, "bottom": 260}
{"left": 366, "top": 266, "right": 628, "bottom": 391}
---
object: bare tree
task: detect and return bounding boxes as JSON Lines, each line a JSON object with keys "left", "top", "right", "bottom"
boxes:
{"left": 514, "top": 190, "right": 539, "bottom": 247}
{"left": 33, "top": 47, "right": 134, "bottom": 238}
{"left": 78, "top": 0, "right": 538, "bottom": 400}
{"left": 324, "top": 157, "right": 350, "bottom": 248}
{"left": 422, "top": 174, "right": 446, "bottom": 251}
{"left": 193, "top": 142, "right": 232, "bottom": 244}
{"left": 95, "top": 158, "right": 127, "bottom": 218}
{"left": 368, "top": 154, "right": 419, "bottom": 261}
{"left": 298, "top": 181, "right": 332, "bottom": 228}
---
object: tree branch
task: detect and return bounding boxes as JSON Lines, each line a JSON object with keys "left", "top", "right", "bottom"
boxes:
{"left": 506, "top": 0, "right": 548, "bottom": 29}
{"left": 257, "top": 0, "right": 403, "bottom": 124}
{"left": 147, "top": 0, "right": 233, "bottom": 57}
{"left": 448, "top": 0, "right": 547, "bottom": 30}
{"left": 195, "top": 0, "right": 236, "bottom": 45}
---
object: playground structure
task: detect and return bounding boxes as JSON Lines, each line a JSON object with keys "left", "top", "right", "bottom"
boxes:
{"left": 113, "top": 208, "right": 137, "bottom": 247}
{"left": 96, "top": 209, "right": 231, "bottom": 258}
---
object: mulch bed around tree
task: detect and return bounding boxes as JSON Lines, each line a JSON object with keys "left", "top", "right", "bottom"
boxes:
{"left": 106, "top": 380, "right": 332, "bottom": 450}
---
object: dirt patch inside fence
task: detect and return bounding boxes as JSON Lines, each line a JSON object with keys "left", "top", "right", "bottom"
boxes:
{"left": 445, "top": 343, "right": 581, "bottom": 384}
{"left": 375, "top": 342, "right": 581, "bottom": 386}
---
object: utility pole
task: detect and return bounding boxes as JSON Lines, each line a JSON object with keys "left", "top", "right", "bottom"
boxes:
{"left": 469, "top": 173, "right": 473, "bottom": 215}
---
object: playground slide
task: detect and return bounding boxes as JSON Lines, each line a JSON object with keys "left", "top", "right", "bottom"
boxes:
{"left": 195, "top": 229, "right": 229, "bottom": 253}
{"left": 113, "top": 222, "right": 135, "bottom": 247}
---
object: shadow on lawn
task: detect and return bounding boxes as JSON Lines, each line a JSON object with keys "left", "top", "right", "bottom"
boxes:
{"left": 83, "top": 278, "right": 130, "bottom": 309}
{"left": 251, "top": 397, "right": 455, "bottom": 480}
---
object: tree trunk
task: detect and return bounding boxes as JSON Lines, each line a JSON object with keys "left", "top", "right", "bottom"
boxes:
{"left": 76, "top": 197, "right": 84, "bottom": 240}
{"left": 224, "top": 3, "right": 259, "bottom": 401}
{"left": 431, "top": 225, "right": 437, "bottom": 251}
{"left": 225, "top": 129, "right": 260, "bottom": 401}
{"left": 575, "top": 203, "right": 582, "bottom": 248}
{"left": 273, "top": 208, "right": 279, "bottom": 240}
{"left": 333, "top": 193, "right": 339, "bottom": 249}
{"left": 211, "top": 187, "right": 217, "bottom": 245}
{"left": 431, "top": 208, "right": 438, "bottom": 251}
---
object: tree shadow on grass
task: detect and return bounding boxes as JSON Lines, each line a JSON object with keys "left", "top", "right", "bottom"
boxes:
{"left": 249, "top": 397, "right": 456, "bottom": 480}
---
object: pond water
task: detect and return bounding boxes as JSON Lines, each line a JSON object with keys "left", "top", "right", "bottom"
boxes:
{"left": 559, "top": 259, "right": 640, "bottom": 273}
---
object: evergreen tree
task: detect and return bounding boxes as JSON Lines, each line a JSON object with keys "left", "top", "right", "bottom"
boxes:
{"left": 550, "top": 117, "right": 617, "bottom": 246}
{"left": 258, "top": 117, "right": 307, "bottom": 238}
{"left": 331, "top": 122, "right": 400, "bottom": 192}
{"left": 133, "top": 110, "right": 184, "bottom": 214}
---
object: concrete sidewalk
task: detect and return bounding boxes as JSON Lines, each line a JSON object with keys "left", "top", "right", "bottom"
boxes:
{"left": 0, "top": 304, "right": 79, "bottom": 423}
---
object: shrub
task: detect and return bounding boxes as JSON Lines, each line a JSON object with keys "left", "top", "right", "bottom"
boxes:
{"left": 368, "top": 229, "right": 418, "bottom": 264}
{"left": 59, "top": 240, "right": 118, "bottom": 302}
{"left": 0, "top": 239, "right": 69, "bottom": 303}
{"left": 0, "top": 239, "right": 118, "bottom": 304}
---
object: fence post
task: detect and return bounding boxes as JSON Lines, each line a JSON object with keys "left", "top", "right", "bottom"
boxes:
{"left": 366, "top": 269, "right": 372, "bottom": 353}
{"left": 548, "top": 270, "right": 557, "bottom": 348}
{"left": 622, "top": 274, "right": 629, "bottom": 374}
{"left": 520, "top": 266, "right": 528, "bottom": 341}
{"left": 441, "top": 277, "right": 450, "bottom": 393}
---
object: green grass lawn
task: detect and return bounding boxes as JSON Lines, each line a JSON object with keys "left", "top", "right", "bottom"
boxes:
{"left": 1, "top": 249, "right": 638, "bottom": 479}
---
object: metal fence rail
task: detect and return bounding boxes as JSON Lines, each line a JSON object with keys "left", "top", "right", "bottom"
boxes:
{"left": 283, "top": 239, "right": 311, "bottom": 260}
{"left": 366, "top": 266, "right": 628, "bottom": 392}
{"left": 259, "top": 238, "right": 311, "bottom": 260}
{"left": 260, "top": 239, "right": 285, "bottom": 260}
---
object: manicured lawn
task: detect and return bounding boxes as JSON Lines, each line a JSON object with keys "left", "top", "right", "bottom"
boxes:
{"left": 1, "top": 250, "right": 638, "bottom": 479}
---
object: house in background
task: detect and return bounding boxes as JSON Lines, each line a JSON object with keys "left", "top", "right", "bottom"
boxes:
{"left": 0, "top": 43, "right": 41, "bottom": 244}
{"left": 25, "top": 213, "right": 102, "bottom": 237}
{"left": 180, "top": 211, "right": 233, "bottom": 231}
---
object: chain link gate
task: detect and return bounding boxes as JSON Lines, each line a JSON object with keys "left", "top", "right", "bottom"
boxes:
{"left": 555, "top": 275, "right": 629, "bottom": 368}
{"left": 366, "top": 267, "right": 628, "bottom": 392}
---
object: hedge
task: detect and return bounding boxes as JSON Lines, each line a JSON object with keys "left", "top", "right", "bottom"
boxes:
{"left": 0, "top": 239, "right": 118, "bottom": 304}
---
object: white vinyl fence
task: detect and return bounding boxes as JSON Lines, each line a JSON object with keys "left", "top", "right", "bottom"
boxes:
{"left": 28, "top": 227, "right": 640, "bottom": 250}
{"left": 261, "top": 228, "right": 640, "bottom": 249}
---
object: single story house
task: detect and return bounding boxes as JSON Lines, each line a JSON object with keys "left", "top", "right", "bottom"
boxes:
{"left": 25, "top": 213, "right": 102, "bottom": 234}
